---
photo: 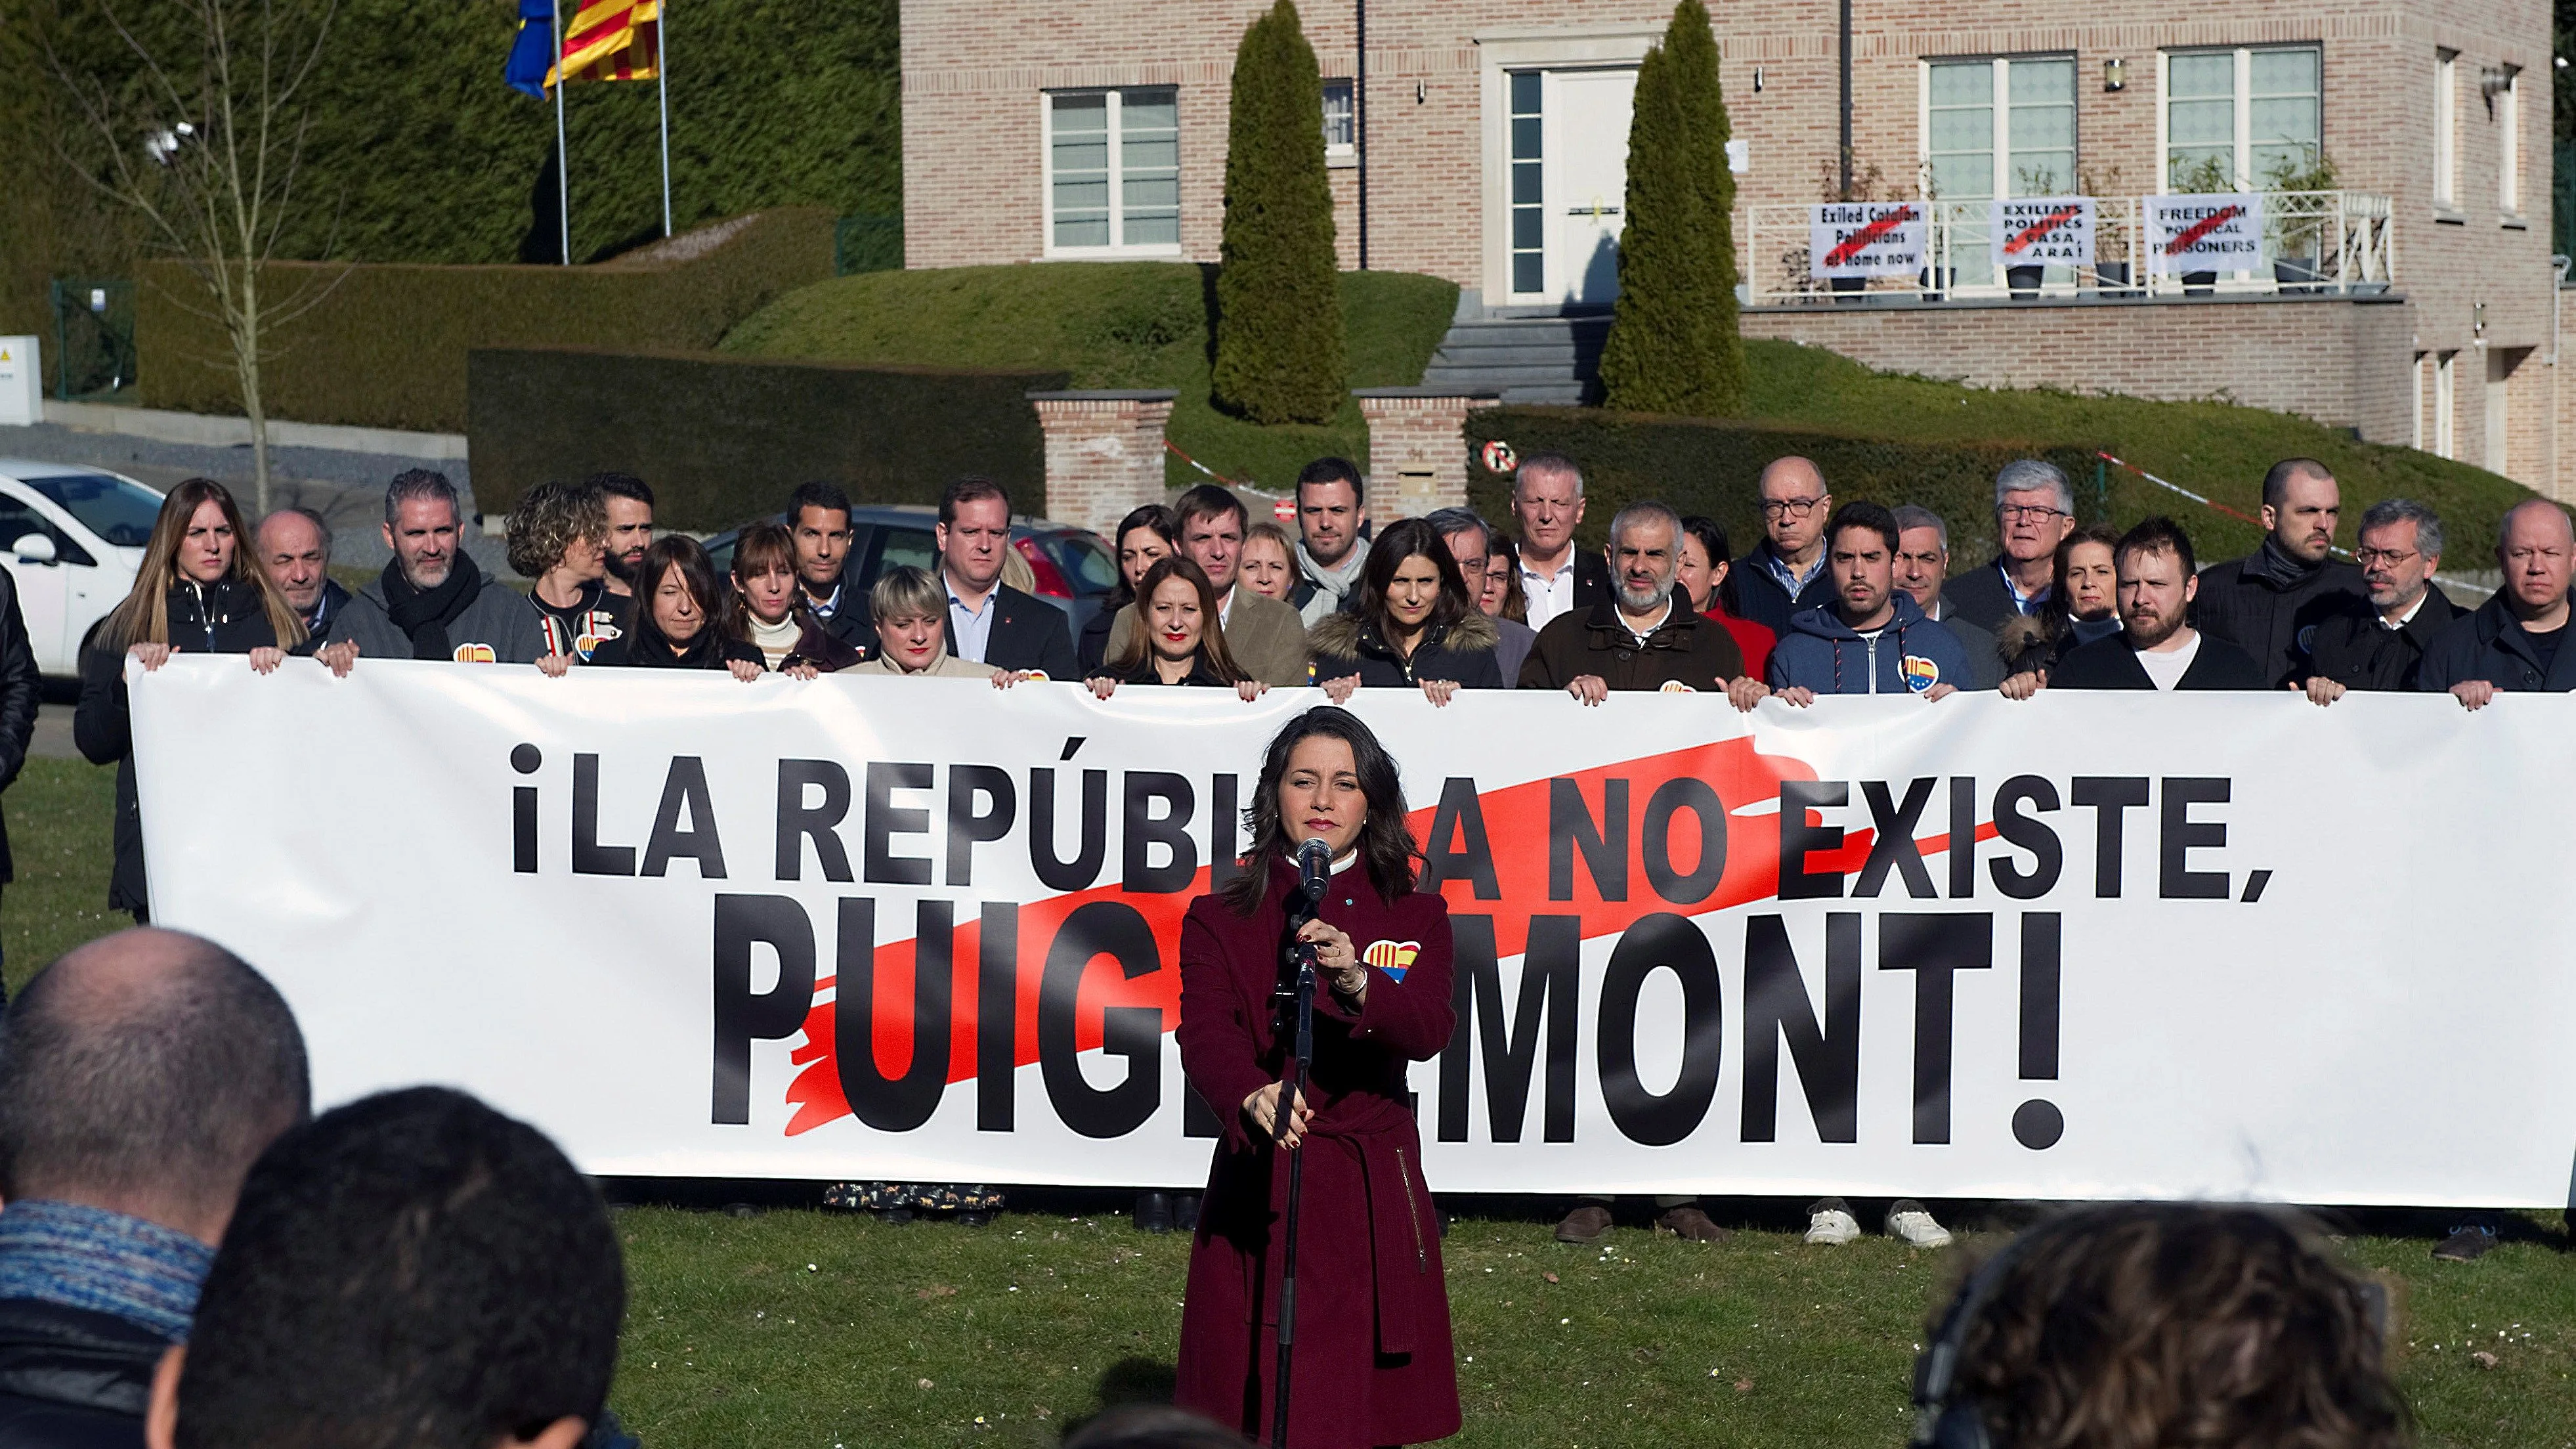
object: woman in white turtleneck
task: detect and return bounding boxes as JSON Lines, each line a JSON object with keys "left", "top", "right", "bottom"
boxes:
{"left": 725, "top": 523, "right": 861, "bottom": 675}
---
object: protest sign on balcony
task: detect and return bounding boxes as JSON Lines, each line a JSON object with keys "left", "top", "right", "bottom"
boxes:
{"left": 2144, "top": 193, "right": 2265, "bottom": 276}
{"left": 1987, "top": 197, "right": 2095, "bottom": 269}
{"left": 1810, "top": 202, "right": 1927, "bottom": 278}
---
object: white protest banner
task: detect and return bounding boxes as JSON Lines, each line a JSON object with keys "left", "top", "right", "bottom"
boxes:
{"left": 2145, "top": 192, "right": 2265, "bottom": 276}
{"left": 130, "top": 660, "right": 2576, "bottom": 1207}
{"left": 1988, "top": 197, "right": 2094, "bottom": 270}
{"left": 1811, "top": 202, "right": 1926, "bottom": 278}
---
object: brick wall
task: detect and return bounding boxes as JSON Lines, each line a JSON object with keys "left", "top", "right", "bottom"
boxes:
{"left": 1741, "top": 294, "right": 2413, "bottom": 441}
{"left": 1027, "top": 391, "right": 1176, "bottom": 534}
{"left": 906, "top": 0, "right": 2561, "bottom": 490}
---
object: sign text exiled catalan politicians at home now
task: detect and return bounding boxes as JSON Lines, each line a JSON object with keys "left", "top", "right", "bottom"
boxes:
{"left": 1986, "top": 197, "right": 2095, "bottom": 270}
{"left": 2145, "top": 192, "right": 2267, "bottom": 276}
{"left": 1811, "top": 202, "right": 1927, "bottom": 279}
{"left": 129, "top": 660, "right": 2576, "bottom": 1208}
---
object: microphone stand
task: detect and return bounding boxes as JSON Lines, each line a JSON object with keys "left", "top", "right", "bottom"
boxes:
{"left": 1270, "top": 880, "right": 1322, "bottom": 1448}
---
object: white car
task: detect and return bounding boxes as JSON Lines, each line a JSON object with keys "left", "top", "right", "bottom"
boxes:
{"left": 0, "top": 461, "right": 160, "bottom": 678}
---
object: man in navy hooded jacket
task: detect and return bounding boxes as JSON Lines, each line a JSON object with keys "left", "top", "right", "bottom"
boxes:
{"left": 1731, "top": 501, "right": 1975, "bottom": 707}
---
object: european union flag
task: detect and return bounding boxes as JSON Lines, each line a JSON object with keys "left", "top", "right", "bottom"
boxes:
{"left": 504, "top": 0, "right": 555, "bottom": 98}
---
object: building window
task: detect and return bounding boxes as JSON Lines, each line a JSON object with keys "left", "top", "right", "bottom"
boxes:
{"left": 2161, "top": 46, "right": 2321, "bottom": 190}
{"left": 2434, "top": 51, "right": 2458, "bottom": 208}
{"left": 1323, "top": 79, "right": 1356, "bottom": 160}
{"left": 2498, "top": 66, "right": 2522, "bottom": 215}
{"left": 1925, "top": 56, "right": 2076, "bottom": 200}
{"left": 1045, "top": 87, "right": 1180, "bottom": 255}
{"left": 1509, "top": 71, "right": 1543, "bottom": 295}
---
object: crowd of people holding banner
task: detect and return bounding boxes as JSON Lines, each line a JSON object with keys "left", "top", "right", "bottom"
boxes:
{"left": 45, "top": 437, "right": 2569, "bottom": 1262}
{"left": 0, "top": 433, "right": 2514, "bottom": 1447}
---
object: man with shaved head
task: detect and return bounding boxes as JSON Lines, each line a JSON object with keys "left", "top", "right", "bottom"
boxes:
{"left": 0, "top": 928, "right": 309, "bottom": 1446}
{"left": 255, "top": 508, "right": 347, "bottom": 639}
{"left": 1724, "top": 456, "right": 1839, "bottom": 636}
{"left": 2190, "top": 457, "right": 2366, "bottom": 689}
{"left": 2418, "top": 498, "right": 2576, "bottom": 710}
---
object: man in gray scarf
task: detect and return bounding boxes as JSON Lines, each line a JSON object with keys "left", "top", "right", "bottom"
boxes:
{"left": 1291, "top": 457, "right": 1372, "bottom": 625}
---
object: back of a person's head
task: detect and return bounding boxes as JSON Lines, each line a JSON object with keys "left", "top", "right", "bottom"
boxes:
{"left": 1931, "top": 1203, "right": 2407, "bottom": 1449}
{"left": 172, "top": 1087, "right": 624, "bottom": 1449}
{"left": 1062, "top": 1404, "right": 1252, "bottom": 1448}
{"left": 0, "top": 928, "right": 309, "bottom": 1238}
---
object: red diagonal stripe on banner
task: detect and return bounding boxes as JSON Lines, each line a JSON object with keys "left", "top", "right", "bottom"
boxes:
{"left": 779, "top": 737, "right": 1997, "bottom": 1136}
{"left": 2002, "top": 204, "right": 2084, "bottom": 257}
{"left": 1822, "top": 206, "right": 1916, "bottom": 268}
{"left": 2160, "top": 204, "right": 2242, "bottom": 256}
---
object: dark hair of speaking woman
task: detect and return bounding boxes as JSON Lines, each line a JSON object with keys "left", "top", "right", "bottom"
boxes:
{"left": 1170, "top": 706, "right": 1461, "bottom": 1448}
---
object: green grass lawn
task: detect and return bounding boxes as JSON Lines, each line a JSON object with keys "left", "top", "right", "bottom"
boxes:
{"left": 718, "top": 262, "right": 1458, "bottom": 496}
{"left": 3, "top": 758, "right": 122, "bottom": 993}
{"left": 611, "top": 1204, "right": 2576, "bottom": 1449}
{"left": 6, "top": 760, "right": 2575, "bottom": 1446}
{"left": 1738, "top": 339, "right": 2534, "bottom": 568}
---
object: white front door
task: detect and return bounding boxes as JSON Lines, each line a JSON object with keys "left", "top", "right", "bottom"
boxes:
{"left": 1541, "top": 68, "right": 1636, "bottom": 305}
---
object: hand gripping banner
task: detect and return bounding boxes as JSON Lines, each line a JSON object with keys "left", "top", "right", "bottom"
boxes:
{"left": 130, "top": 660, "right": 2576, "bottom": 1207}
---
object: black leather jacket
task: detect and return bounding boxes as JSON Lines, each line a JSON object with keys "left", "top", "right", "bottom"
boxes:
{"left": 0, "top": 1297, "right": 166, "bottom": 1449}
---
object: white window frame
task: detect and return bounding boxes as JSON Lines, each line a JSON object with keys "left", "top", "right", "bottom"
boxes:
{"left": 2155, "top": 45, "right": 2323, "bottom": 192}
{"left": 2411, "top": 354, "right": 2427, "bottom": 450}
{"left": 1917, "top": 53, "right": 2079, "bottom": 201}
{"left": 2434, "top": 51, "right": 2459, "bottom": 211}
{"left": 1323, "top": 79, "right": 1357, "bottom": 168}
{"left": 1041, "top": 87, "right": 1184, "bottom": 260}
{"left": 2434, "top": 351, "right": 2457, "bottom": 459}
{"left": 2498, "top": 66, "right": 2522, "bottom": 218}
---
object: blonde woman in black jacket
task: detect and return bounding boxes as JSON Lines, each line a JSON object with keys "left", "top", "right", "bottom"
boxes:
{"left": 75, "top": 478, "right": 303, "bottom": 921}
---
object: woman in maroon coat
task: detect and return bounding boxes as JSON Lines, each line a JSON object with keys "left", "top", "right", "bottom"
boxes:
{"left": 1174, "top": 706, "right": 1461, "bottom": 1448}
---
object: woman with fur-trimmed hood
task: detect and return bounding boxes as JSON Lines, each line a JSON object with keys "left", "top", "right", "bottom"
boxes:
{"left": 1311, "top": 517, "right": 1505, "bottom": 705}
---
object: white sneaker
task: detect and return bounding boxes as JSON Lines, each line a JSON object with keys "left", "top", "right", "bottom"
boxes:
{"left": 1804, "top": 1196, "right": 1861, "bottom": 1245}
{"left": 1884, "top": 1200, "right": 1954, "bottom": 1247}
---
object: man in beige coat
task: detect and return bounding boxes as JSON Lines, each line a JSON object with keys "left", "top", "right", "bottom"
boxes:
{"left": 1102, "top": 484, "right": 1310, "bottom": 687}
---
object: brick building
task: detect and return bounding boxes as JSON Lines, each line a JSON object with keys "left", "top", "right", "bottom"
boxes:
{"left": 902, "top": 0, "right": 2564, "bottom": 497}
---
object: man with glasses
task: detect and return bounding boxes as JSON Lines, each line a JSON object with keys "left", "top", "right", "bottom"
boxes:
{"left": 2302, "top": 498, "right": 2460, "bottom": 700}
{"left": 2190, "top": 457, "right": 2365, "bottom": 689}
{"left": 1723, "top": 456, "right": 1837, "bottom": 636}
{"left": 2418, "top": 498, "right": 2576, "bottom": 709}
{"left": 1944, "top": 459, "right": 2079, "bottom": 634}
{"left": 1427, "top": 506, "right": 1535, "bottom": 684}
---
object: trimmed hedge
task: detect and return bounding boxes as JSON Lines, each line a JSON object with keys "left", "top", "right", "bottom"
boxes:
{"left": 138, "top": 209, "right": 834, "bottom": 432}
{"left": 465, "top": 347, "right": 1067, "bottom": 530}
{"left": 1465, "top": 406, "right": 2101, "bottom": 564}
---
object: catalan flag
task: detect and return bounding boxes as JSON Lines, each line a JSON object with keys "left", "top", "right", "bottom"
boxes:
{"left": 502, "top": 0, "right": 660, "bottom": 97}
{"left": 553, "top": 0, "right": 660, "bottom": 85}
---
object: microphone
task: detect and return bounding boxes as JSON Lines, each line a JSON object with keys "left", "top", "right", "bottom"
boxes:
{"left": 1295, "top": 836, "right": 1333, "bottom": 903}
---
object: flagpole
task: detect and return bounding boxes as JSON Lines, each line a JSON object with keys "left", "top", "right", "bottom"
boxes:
{"left": 552, "top": 1, "right": 570, "bottom": 265}
{"left": 656, "top": 1, "right": 672, "bottom": 236}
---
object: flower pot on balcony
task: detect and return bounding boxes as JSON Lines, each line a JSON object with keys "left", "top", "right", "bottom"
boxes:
{"left": 2093, "top": 261, "right": 2136, "bottom": 297}
{"left": 2273, "top": 256, "right": 2325, "bottom": 295}
{"left": 1830, "top": 276, "right": 1868, "bottom": 303}
{"left": 2006, "top": 264, "right": 2044, "bottom": 298}
{"left": 2182, "top": 270, "right": 2218, "bottom": 296}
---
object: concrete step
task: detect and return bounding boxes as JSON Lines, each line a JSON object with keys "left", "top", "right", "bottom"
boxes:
{"left": 1418, "top": 311, "right": 1610, "bottom": 402}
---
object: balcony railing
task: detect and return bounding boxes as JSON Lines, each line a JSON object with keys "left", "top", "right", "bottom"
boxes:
{"left": 1744, "top": 192, "right": 2395, "bottom": 305}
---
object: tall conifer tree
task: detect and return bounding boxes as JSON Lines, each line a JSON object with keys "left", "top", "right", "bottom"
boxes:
{"left": 1598, "top": 0, "right": 1746, "bottom": 416}
{"left": 1213, "top": 0, "right": 1344, "bottom": 425}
